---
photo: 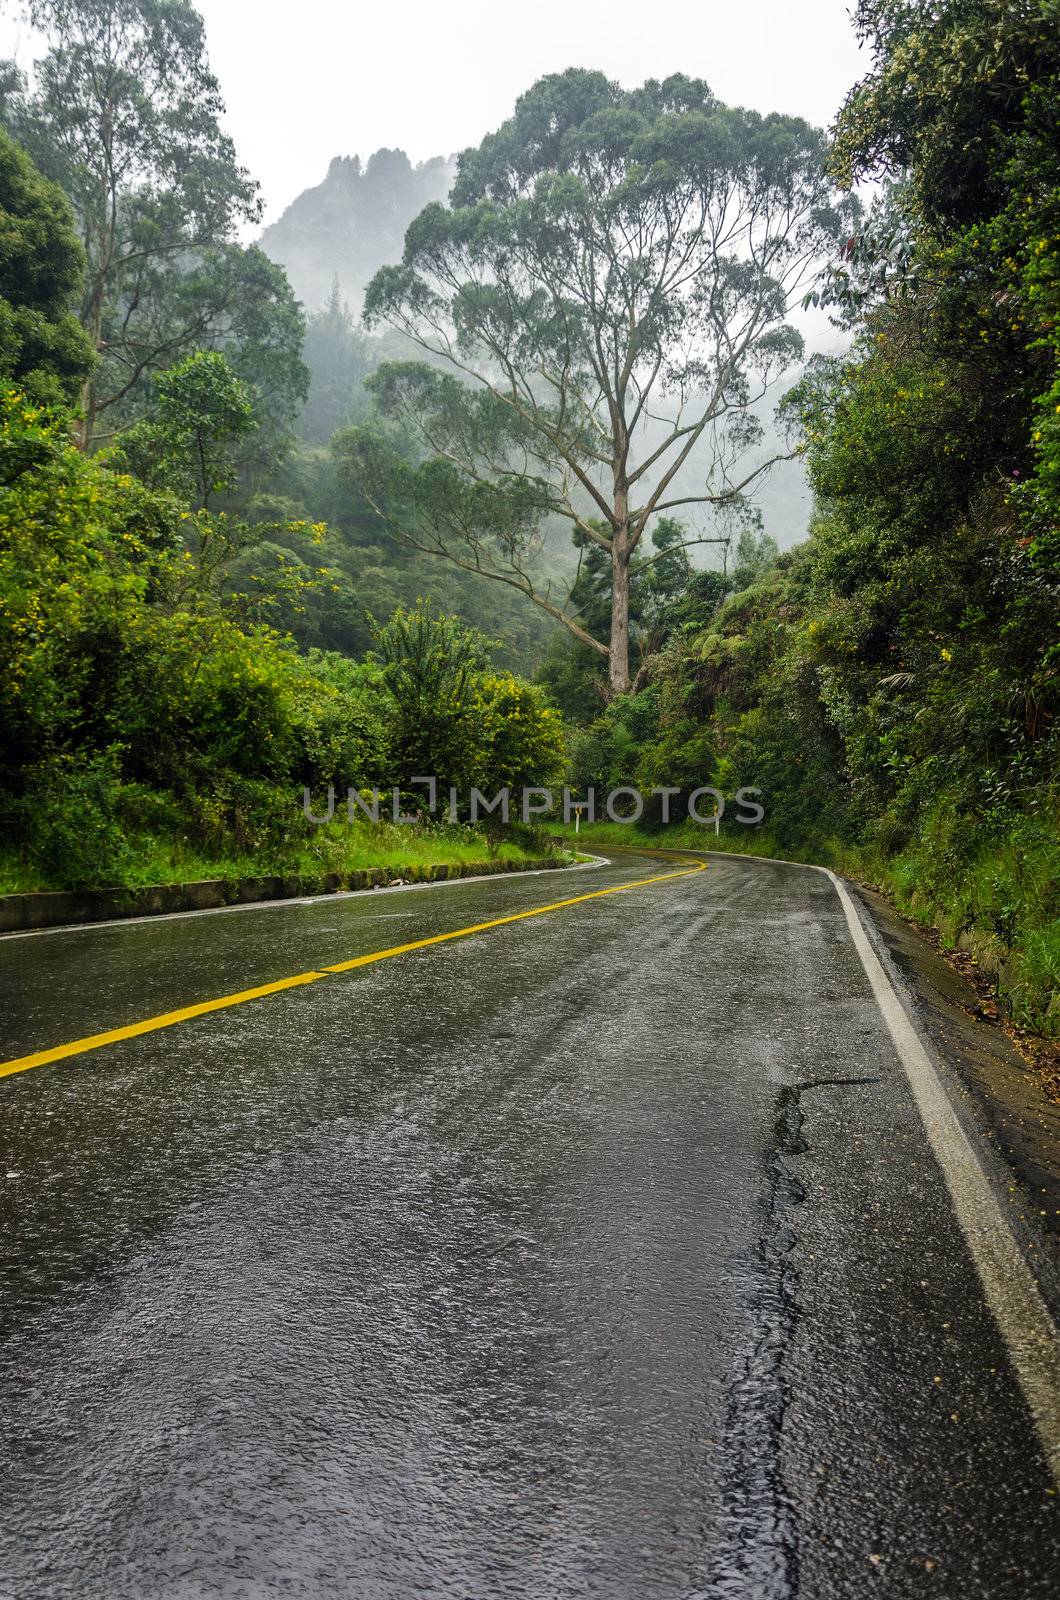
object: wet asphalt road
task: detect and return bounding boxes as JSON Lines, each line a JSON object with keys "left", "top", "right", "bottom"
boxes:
{"left": 1, "top": 851, "right": 1058, "bottom": 1599}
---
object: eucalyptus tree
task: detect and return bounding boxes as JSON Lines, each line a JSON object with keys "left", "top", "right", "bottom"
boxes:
{"left": 1, "top": 0, "right": 305, "bottom": 447}
{"left": 350, "top": 70, "right": 852, "bottom": 695}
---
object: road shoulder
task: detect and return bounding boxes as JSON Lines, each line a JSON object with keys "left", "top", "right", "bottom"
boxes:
{"left": 849, "top": 881, "right": 1060, "bottom": 1306}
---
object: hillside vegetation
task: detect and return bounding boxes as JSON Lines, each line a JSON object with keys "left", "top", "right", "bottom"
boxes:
{"left": 0, "top": 5, "right": 563, "bottom": 894}
{"left": 0, "top": 0, "right": 1055, "bottom": 1036}
{"left": 548, "top": 1, "right": 1059, "bottom": 1031}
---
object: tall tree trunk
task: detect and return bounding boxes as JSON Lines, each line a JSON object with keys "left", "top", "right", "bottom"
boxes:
{"left": 75, "top": 252, "right": 106, "bottom": 451}
{"left": 76, "top": 364, "right": 98, "bottom": 452}
{"left": 609, "top": 526, "right": 632, "bottom": 697}
{"left": 76, "top": 105, "right": 114, "bottom": 452}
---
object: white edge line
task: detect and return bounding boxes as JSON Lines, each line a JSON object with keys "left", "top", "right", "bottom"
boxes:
{"left": 697, "top": 844, "right": 1060, "bottom": 1480}
{"left": 821, "top": 864, "right": 1060, "bottom": 1485}
{"left": 406, "top": 833, "right": 1059, "bottom": 1475}
{"left": 0, "top": 853, "right": 611, "bottom": 942}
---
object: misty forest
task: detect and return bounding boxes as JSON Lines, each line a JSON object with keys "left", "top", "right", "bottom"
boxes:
{"left": 1, "top": 0, "right": 1057, "bottom": 1033}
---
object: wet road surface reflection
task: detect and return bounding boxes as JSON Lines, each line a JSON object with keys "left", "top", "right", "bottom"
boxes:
{"left": 1, "top": 855, "right": 1056, "bottom": 1596}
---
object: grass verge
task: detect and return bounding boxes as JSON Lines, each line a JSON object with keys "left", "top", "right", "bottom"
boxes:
{"left": 0, "top": 819, "right": 566, "bottom": 896}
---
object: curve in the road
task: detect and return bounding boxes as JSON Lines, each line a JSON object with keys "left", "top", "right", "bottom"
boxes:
{"left": 0, "top": 856, "right": 705, "bottom": 1081}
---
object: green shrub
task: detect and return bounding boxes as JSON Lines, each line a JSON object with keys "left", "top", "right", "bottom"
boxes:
{"left": 12, "top": 749, "right": 134, "bottom": 889}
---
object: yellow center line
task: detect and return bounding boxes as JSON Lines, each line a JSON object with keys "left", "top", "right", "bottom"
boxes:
{"left": 0, "top": 859, "right": 706, "bottom": 1081}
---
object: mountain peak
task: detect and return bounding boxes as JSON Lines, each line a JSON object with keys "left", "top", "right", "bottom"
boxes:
{"left": 261, "top": 148, "right": 456, "bottom": 313}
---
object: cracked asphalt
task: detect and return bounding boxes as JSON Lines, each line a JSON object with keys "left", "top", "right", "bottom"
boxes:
{"left": 1, "top": 850, "right": 1057, "bottom": 1598}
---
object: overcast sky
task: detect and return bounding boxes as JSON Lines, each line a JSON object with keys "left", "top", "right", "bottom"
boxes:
{"left": 2, "top": 0, "right": 867, "bottom": 225}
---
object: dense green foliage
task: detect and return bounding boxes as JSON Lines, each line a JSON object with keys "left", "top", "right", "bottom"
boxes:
{"left": 0, "top": 391, "right": 563, "bottom": 888}
{"left": 562, "top": 0, "right": 1059, "bottom": 1029}
{"left": 0, "top": 2, "right": 563, "bottom": 897}
{"left": 0, "top": 127, "right": 94, "bottom": 403}
{"left": 372, "top": 601, "right": 564, "bottom": 802}
{"left": 0, "top": 389, "right": 365, "bottom": 884}
{"left": 1, "top": 0, "right": 307, "bottom": 448}
{"left": 113, "top": 351, "right": 256, "bottom": 509}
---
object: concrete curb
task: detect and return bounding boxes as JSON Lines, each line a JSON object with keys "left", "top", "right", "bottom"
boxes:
{"left": 0, "top": 855, "right": 569, "bottom": 933}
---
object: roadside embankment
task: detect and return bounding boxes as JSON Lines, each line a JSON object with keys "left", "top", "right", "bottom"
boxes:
{"left": 0, "top": 852, "right": 573, "bottom": 933}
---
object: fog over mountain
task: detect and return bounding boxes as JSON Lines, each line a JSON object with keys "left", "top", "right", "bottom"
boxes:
{"left": 260, "top": 149, "right": 456, "bottom": 314}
